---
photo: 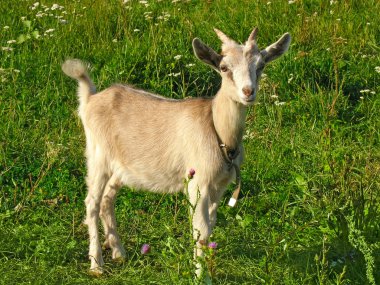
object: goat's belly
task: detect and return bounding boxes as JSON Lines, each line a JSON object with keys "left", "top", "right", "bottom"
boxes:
{"left": 113, "top": 164, "right": 185, "bottom": 194}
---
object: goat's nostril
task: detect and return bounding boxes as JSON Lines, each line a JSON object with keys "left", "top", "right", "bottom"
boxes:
{"left": 242, "top": 87, "right": 253, "bottom": 97}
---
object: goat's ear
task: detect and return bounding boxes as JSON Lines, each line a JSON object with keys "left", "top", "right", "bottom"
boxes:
{"left": 192, "top": 38, "right": 222, "bottom": 72}
{"left": 261, "top": 33, "right": 291, "bottom": 63}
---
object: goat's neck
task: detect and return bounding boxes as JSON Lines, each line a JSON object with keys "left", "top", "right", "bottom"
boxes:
{"left": 212, "top": 84, "right": 247, "bottom": 151}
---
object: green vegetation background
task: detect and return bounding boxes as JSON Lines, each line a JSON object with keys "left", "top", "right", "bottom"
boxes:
{"left": 0, "top": 0, "right": 379, "bottom": 284}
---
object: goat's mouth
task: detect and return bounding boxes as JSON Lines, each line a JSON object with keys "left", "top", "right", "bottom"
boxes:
{"left": 242, "top": 96, "right": 256, "bottom": 105}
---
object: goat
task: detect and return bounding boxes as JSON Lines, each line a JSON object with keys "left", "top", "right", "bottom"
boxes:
{"left": 62, "top": 27, "right": 291, "bottom": 276}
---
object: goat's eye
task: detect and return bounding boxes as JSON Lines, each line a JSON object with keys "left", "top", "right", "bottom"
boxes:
{"left": 220, "top": 65, "right": 229, "bottom": 72}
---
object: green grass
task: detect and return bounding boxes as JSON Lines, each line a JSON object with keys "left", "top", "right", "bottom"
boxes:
{"left": 1, "top": 0, "right": 379, "bottom": 284}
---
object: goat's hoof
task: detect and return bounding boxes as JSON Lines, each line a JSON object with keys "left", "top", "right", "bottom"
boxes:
{"left": 112, "top": 249, "right": 126, "bottom": 262}
{"left": 195, "top": 267, "right": 202, "bottom": 278}
{"left": 113, "top": 256, "right": 125, "bottom": 264}
{"left": 89, "top": 267, "right": 104, "bottom": 277}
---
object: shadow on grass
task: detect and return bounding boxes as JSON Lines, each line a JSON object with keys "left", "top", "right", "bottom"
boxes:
{"left": 215, "top": 235, "right": 374, "bottom": 285}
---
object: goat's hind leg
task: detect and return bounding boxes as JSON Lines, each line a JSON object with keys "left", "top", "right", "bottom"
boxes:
{"left": 84, "top": 170, "right": 108, "bottom": 276}
{"left": 100, "top": 174, "right": 126, "bottom": 262}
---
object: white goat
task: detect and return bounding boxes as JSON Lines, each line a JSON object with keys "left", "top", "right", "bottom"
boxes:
{"left": 62, "top": 27, "right": 291, "bottom": 276}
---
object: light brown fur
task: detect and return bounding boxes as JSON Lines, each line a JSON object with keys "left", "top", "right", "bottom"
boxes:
{"left": 62, "top": 27, "right": 291, "bottom": 276}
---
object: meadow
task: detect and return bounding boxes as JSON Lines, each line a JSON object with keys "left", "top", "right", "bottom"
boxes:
{"left": 1, "top": 0, "right": 379, "bottom": 284}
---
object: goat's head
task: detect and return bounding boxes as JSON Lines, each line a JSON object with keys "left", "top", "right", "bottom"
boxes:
{"left": 193, "top": 27, "right": 291, "bottom": 105}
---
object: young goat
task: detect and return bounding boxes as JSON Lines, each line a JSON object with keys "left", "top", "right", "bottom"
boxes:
{"left": 62, "top": 27, "right": 291, "bottom": 276}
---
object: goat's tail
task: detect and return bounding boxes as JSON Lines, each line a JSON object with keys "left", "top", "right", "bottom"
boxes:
{"left": 62, "top": 59, "right": 96, "bottom": 109}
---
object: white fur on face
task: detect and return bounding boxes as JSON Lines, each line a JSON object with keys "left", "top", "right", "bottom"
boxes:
{"left": 220, "top": 42, "right": 265, "bottom": 106}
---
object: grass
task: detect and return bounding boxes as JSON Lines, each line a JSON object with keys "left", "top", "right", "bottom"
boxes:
{"left": 1, "top": 0, "right": 379, "bottom": 284}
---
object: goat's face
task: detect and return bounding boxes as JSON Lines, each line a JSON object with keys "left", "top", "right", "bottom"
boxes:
{"left": 193, "top": 27, "right": 291, "bottom": 106}
{"left": 217, "top": 34, "right": 263, "bottom": 105}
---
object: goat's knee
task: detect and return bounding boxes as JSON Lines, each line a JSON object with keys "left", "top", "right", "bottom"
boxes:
{"left": 192, "top": 218, "right": 211, "bottom": 242}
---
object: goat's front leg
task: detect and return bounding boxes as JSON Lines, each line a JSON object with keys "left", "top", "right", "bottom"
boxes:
{"left": 208, "top": 202, "right": 218, "bottom": 230}
{"left": 208, "top": 186, "right": 227, "bottom": 230}
{"left": 188, "top": 181, "right": 211, "bottom": 277}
